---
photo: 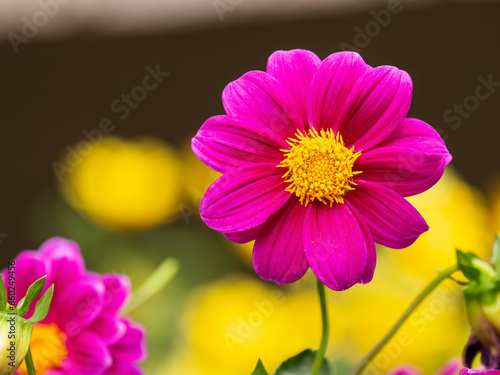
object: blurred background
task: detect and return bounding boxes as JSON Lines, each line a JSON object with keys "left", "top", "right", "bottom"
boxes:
{"left": 1, "top": 0, "right": 500, "bottom": 374}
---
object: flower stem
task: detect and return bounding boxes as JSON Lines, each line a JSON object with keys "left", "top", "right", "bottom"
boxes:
{"left": 25, "top": 346, "right": 36, "bottom": 375}
{"left": 350, "top": 264, "right": 459, "bottom": 375}
{"left": 124, "top": 257, "right": 179, "bottom": 315}
{"left": 311, "top": 278, "right": 329, "bottom": 375}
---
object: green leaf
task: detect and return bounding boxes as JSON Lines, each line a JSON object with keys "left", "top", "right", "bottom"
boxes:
{"left": 492, "top": 234, "right": 500, "bottom": 273}
{"left": 0, "top": 276, "right": 6, "bottom": 312}
{"left": 275, "top": 349, "right": 331, "bottom": 375}
{"left": 29, "top": 284, "right": 54, "bottom": 323}
{"left": 16, "top": 275, "right": 47, "bottom": 317}
{"left": 457, "top": 250, "right": 481, "bottom": 281}
{"left": 251, "top": 359, "right": 269, "bottom": 375}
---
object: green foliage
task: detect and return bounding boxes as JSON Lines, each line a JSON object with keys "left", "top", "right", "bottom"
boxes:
{"left": 0, "top": 276, "right": 6, "bottom": 312}
{"left": 29, "top": 284, "right": 54, "bottom": 323}
{"left": 16, "top": 275, "right": 47, "bottom": 317}
{"left": 275, "top": 350, "right": 331, "bottom": 375}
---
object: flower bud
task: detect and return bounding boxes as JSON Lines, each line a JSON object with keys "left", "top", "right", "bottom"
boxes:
{"left": 0, "top": 309, "right": 32, "bottom": 375}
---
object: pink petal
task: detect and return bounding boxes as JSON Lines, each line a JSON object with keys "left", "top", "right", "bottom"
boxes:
{"left": 106, "top": 363, "right": 144, "bottom": 375}
{"left": 307, "top": 51, "right": 369, "bottom": 134}
{"left": 109, "top": 320, "right": 147, "bottom": 363}
{"left": 63, "top": 331, "right": 113, "bottom": 375}
{"left": 39, "top": 237, "right": 85, "bottom": 321}
{"left": 200, "top": 163, "right": 290, "bottom": 233}
{"left": 349, "top": 205, "right": 377, "bottom": 284}
{"left": 388, "top": 366, "right": 423, "bottom": 375}
{"left": 339, "top": 65, "right": 412, "bottom": 150}
{"left": 304, "top": 202, "right": 371, "bottom": 291}
{"left": 53, "top": 276, "right": 106, "bottom": 337}
{"left": 222, "top": 71, "right": 297, "bottom": 141}
{"left": 267, "top": 49, "right": 321, "bottom": 131}
{"left": 436, "top": 359, "right": 461, "bottom": 375}
{"left": 346, "top": 180, "right": 428, "bottom": 249}
{"left": 192, "top": 115, "right": 285, "bottom": 173}
{"left": 223, "top": 224, "right": 264, "bottom": 244}
{"left": 355, "top": 117, "right": 452, "bottom": 196}
{"left": 87, "top": 314, "right": 127, "bottom": 345}
{"left": 100, "top": 274, "right": 131, "bottom": 315}
{"left": 253, "top": 200, "right": 309, "bottom": 284}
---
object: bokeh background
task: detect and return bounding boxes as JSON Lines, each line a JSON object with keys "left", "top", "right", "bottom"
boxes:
{"left": 1, "top": 0, "right": 500, "bottom": 374}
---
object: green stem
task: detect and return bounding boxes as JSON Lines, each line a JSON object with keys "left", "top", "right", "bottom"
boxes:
{"left": 311, "top": 279, "right": 330, "bottom": 375}
{"left": 350, "top": 264, "right": 459, "bottom": 375}
{"left": 25, "top": 346, "right": 36, "bottom": 375}
{"left": 124, "top": 258, "right": 179, "bottom": 315}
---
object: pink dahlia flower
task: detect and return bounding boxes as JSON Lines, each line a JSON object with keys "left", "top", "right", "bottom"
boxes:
{"left": 192, "top": 49, "right": 451, "bottom": 291}
{"left": 2, "top": 237, "right": 146, "bottom": 375}
{"left": 460, "top": 370, "right": 500, "bottom": 374}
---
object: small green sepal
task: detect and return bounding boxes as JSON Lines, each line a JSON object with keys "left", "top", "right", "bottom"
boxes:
{"left": 29, "top": 284, "right": 54, "bottom": 323}
{"left": 251, "top": 359, "right": 269, "bottom": 375}
{"left": 16, "top": 275, "right": 47, "bottom": 317}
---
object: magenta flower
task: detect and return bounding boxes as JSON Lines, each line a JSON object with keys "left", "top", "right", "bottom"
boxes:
{"left": 460, "top": 370, "right": 500, "bottom": 374}
{"left": 2, "top": 237, "right": 146, "bottom": 375}
{"left": 192, "top": 49, "right": 451, "bottom": 290}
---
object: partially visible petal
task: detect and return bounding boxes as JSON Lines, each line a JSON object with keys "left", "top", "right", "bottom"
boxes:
{"left": 192, "top": 115, "right": 286, "bottom": 173}
{"left": 53, "top": 276, "right": 106, "bottom": 337}
{"left": 100, "top": 274, "right": 131, "bottom": 315}
{"left": 304, "top": 202, "right": 370, "bottom": 291}
{"left": 200, "top": 163, "right": 290, "bottom": 233}
{"left": 106, "top": 363, "right": 144, "bottom": 375}
{"left": 253, "top": 199, "right": 309, "bottom": 284}
{"left": 87, "top": 314, "right": 127, "bottom": 345}
{"left": 222, "top": 71, "right": 297, "bottom": 140}
{"left": 63, "top": 331, "right": 112, "bottom": 375}
{"left": 346, "top": 180, "right": 428, "bottom": 249}
{"left": 339, "top": 65, "right": 412, "bottom": 150}
{"left": 436, "top": 359, "right": 461, "bottom": 375}
{"left": 388, "top": 366, "right": 423, "bottom": 375}
{"left": 110, "top": 320, "right": 147, "bottom": 363}
{"left": 308, "top": 52, "right": 369, "bottom": 134}
{"left": 267, "top": 49, "right": 321, "bottom": 131}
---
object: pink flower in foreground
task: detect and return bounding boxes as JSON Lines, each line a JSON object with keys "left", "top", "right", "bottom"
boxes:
{"left": 2, "top": 237, "right": 146, "bottom": 375}
{"left": 192, "top": 49, "right": 451, "bottom": 290}
{"left": 460, "top": 370, "right": 500, "bottom": 374}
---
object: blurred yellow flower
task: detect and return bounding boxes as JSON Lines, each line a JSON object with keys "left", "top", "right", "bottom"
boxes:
{"left": 161, "top": 275, "right": 343, "bottom": 375}
{"left": 387, "top": 168, "right": 493, "bottom": 280}
{"left": 60, "top": 136, "right": 182, "bottom": 230}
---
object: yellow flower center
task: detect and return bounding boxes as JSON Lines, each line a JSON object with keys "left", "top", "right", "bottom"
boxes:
{"left": 279, "top": 128, "right": 362, "bottom": 206}
{"left": 17, "top": 323, "right": 67, "bottom": 375}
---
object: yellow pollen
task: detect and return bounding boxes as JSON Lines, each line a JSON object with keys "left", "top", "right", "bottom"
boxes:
{"left": 279, "top": 128, "right": 362, "bottom": 206}
{"left": 17, "top": 323, "right": 68, "bottom": 375}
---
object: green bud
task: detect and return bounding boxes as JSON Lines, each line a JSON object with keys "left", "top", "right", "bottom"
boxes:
{"left": 0, "top": 310, "right": 32, "bottom": 375}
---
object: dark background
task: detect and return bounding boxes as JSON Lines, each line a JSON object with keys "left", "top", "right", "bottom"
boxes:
{"left": 1, "top": 0, "right": 499, "bottom": 261}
